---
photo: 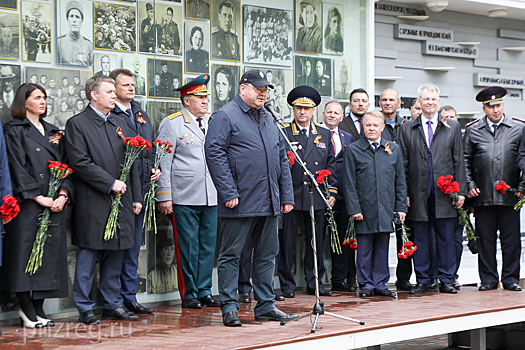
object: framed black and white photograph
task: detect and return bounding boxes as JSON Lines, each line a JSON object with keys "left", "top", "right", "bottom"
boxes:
{"left": 243, "top": 6, "right": 293, "bottom": 67}
{"left": 147, "top": 100, "right": 183, "bottom": 133}
{"left": 147, "top": 58, "right": 183, "bottom": 99}
{"left": 294, "top": 55, "right": 331, "bottom": 97}
{"left": 93, "top": 53, "right": 117, "bottom": 76}
{"left": 57, "top": 0, "right": 93, "bottom": 66}
{"left": 147, "top": 221, "right": 179, "bottom": 294}
{"left": 295, "top": 0, "right": 322, "bottom": 54}
{"left": 322, "top": 3, "right": 343, "bottom": 55}
{"left": 0, "top": 0, "right": 17, "bottom": 11}
{"left": 212, "top": 64, "right": 240, "bottom": 112}
{"left": 333, "top": 58, "right": 350, "bottom": 99}
{"left": 21, "top": 1, "right": 52, "bottom": 63}
{"left": 26, "top": 67, "right": 91, "bottom": 130}
{"left": 94, "top": 1, "right": 136, "bottom": 52}
{"left": 211, "top": 0, "right": 241, "bottom": 61}
{"left": 185, "top": 21, "right": 210, "bottom": 74}
{"left": 244, "top": 66, "right": 293, "bottom": 122}
{"left": 123, "top": 55, "right": 147, "bottom": 96}
{"left": 0, "top": 64, "right": 21, "bottom": 125}
{"left": 186, "top": 0, "right": 210, "bottom": 20}
{"left": 0, "top": 13, "right": 19, "bottom": 61}
{"left": 138, "top": 2, "right": 182, "bottom": 55}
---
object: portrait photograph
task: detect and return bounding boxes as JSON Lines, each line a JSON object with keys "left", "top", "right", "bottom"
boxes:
{"left": 212, "top": 64, "right": 239, "bottom": 112}
{"left": 294, "top": 55, "right": 332, "bottom": 97}
{"left": 0, "top": 0, "right": 17, "bottom": 11}
{"left": 295, "top": 0, "right": 322, "bottom": 54}
{"left": 25, "top": 67, "right": 91, "bottom": 130}
{"left": 93, "top": 53, "right": 117, "bottom": 76}
{"left": 147, "top": 221, "right": 179, "bottom": 294}
{"left": 146, "top": 100, "right": 183, "bottom": 133}
{"left": 243, "top": 5, "right": 293, "bottom": 67}
{"left": 333, "top": 58, "right": 350, "bottom": 99}
{"left": 211, "top": 0, "right": 241, "bottom": 62}
{"left": 186, "top": 0, "right": 210, "bottom": 20}
{"left": 123, "top": 55, "right": 147, "bottom": 96}
{"left": 322, "top": 3, "right": 343, "bottom": 55}
{"left": 94, "top": 1, "right": 136, "bottom": 52}
{"left": 147, "top": 58, "right": 183, "bottom": 99}
{"left": 0, "top": 64, "right": 21, "bottom": 125}
{"left": 138, "top": 2, "right": 182, "bottom": 55}
{"left": 57, "top": 0, "right": 93, "bottom": 66}
{"left": 185, "top": 21, "right": 210, "bottom": 75}
{"left": 21, "top": 1, "right": 52, "bottom": 63}
{"left": 0, "top": 13, "right": 19, "bottom": 60}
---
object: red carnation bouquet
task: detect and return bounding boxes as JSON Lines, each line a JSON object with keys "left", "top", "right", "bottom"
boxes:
{"left": 26, "top": 161, "right": 73, "bottom": 275}
{"left": 436, "top": 174, "right": 476, "bottom": 241}
{"left": 343, "top": 216, "right": 357, "bottom": 250}
{"left": 143, "top": 139, "right": 172, "bottom": 235}
{"left": 105, "top": 135, "right": 151, "bottom": 241}
{"left": 316, "top": 169, "right": 341, "bottom": 254}
{"left": 397, "top": 219, "right": 417, "bottom": 259}
{"left": 287, "top": 151, "right": 295, "bottom": 166}
{"left": 0, "top": 195, "right": 20, "bottom": 224}
{"left": 495, "top": 180, "right": 525, "bottom": 210}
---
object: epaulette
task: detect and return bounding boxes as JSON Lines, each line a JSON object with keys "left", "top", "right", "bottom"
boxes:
{"left": 167, "top": 111, "right": 183, "bottom": 120}
{"left": 512, "top": 117, "right": 525, "bottom": 123}
{"left": 57, "top": 34, "right": 66, "bottom": 39}
{"left": 83, "top": 36, "right": 93, "bottom": 43}
{"left": 211, "top": 27, "right": 219, "bottom": 33}
{"left": 283, "top": 123, "right": 290, "bottom": 127}
{"left": 464, "top": 118, "right": 480, "bottom": 128}
{"left": 205, "top": 111, "right": 211, "bottom": 115}
{"left": 315, "top": 122, "right": 329, "bottom": 129}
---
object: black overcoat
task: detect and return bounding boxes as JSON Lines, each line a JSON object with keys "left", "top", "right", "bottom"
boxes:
{"left": 0, "top": 119, "right": 73, "bottom": 297}
{"left": 65, "top": 106, "right": 141, "bottom": 250}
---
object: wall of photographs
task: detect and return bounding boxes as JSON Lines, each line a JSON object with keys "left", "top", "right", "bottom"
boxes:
{"left": 0, "top": 0, "right": 369, "bottom": 319}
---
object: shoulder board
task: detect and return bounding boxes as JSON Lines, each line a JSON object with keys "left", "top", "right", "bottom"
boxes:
{"left": 315, "top": 122, "right": 329, "bottom": 129}
{"left": 464, "top": 118, "right": 480, "bottom": 128}
{"left": 229, "top": 29, "right": 237, "bottom": 35}
{"left": 83, "top": 36, "right": 93, "bottom": 43}
{"left": 205, "top": 111, "right": 211, "bottom": 115}
{"left": 283, "top": 123, "right": 290, "bottom": 127}
{"left": 512, "top": 117, "right": 525, "bottom": 123}
{"left": 57, "top": 34, "right": 66, "bottom": 39}
{"left": 167, "top": 111, "right": 183, "bottom": 120}
{"left": 211, "top": 27, "right": 219, "bottom": 33}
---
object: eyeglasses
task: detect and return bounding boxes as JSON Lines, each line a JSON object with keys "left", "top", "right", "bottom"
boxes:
{"left": 244, "top": 83, "right": 268, "bottom": 94}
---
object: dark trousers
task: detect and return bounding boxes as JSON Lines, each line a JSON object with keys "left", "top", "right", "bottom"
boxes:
{"left": 218, "top": 216, "right": 278, "bottom": 316}
{"left": 475, "top": 206, "right": 521, "bottom": 285}
{"left": 119, "top": 210, "right": 144, "bottom": 304}
{"left": 73, "top": 247, "right": 125, "bottom": 313}
{"left": 356, "top": 232, "right": 390, "bottom": 292}
{"left": 395, "top": 221, "right": 413, "bottom": 282}
{"left": 453, "top": 218, "right": 463, "bottom": 278}
{"left": 238, "top": 235, "right": 254, "bottom": 294}
{"left": 330, "top": 200, "right": 356, "bottom": 286}
{"left": 279, "top": 210, "right": 326, "bottom": 291}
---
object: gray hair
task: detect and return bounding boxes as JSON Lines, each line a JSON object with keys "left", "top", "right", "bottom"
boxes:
{"left": 85, "top": 75, "right": 115, "bottom": 102}
{"left": 417, "top": 84, "right": 440, "bottom": 100}
{"left": 363, "top": 110, "right": 384, "bottom": 124}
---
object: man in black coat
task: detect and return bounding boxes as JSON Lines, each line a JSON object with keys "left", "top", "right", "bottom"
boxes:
{"left": 339, "top": 88, "right": 370, "bottom": 141}
{"left": 468, "top": 86, "right": 524, "bottom": 292}
{"left": 398, "top": 84, "right": 467, "bottom": 295}
{"left": 65, "top": 75, "right": 142, "bottom": 324}
{"left": 278, "top": 86, "right": 337, "bottom": 298}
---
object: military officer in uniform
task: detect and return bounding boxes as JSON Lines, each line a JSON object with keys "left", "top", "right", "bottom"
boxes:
{"left": 278, "top": 86, "right": 337, "bottom": 298}
{"left": 211, "top": 1, "right": 240, "bottom": 61}
{"left": 157, "top": 75, "right": 221, "bottom": 309}
{"left": 187, "top": 0, "right": 210, "bottom": 20}
{"left": 132, "top": 58, "right": 146, "bottom": 96}
{"left": 57, "top": 0, "right": 93, "bottom": 66}
{"left": 315, "top": 60, "right": 331, "bottom": 96}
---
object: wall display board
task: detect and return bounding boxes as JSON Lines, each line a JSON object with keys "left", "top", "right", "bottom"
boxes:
{"left": 147, "top": 57, "right": 183, "bottom": 99}
{"left": 94, "top": 1, "right": 137, "bottom": 52}
{"left": 93, "top": 52, "right": 118, "bottom": 76}
{"left": 322, "top": 3, "right": 343, "bottom": 55}
{"left": 186, "top": 0, "right": 210, "bottom": 20}
{"left": 211, "top": 0, "right": 241, "bottom": 61}
{"left": 0, "top": 13, "right": 20, "bottom": 60}
{"left": 295, "top": 55, "right": 331, "bottom": 96}
{"left": 123, "top": 54, "right": 147, "bottom": 95}
{"left": 184, "top": 20, "right": 210, "bottom": 74}
{"left": 138, "top": 1, "right": 183, "bottom": 55}
{"left": 211, "top": 63, "right": 240, "bottom": 111}
{"left": 57, "top": 0, "right": 93, "bottom": 66}
{"left": 0, "top": 63, "right": 21, "bottom": 125}
{"left": 295, "top": 0, "right": 322, "bottom": 54}
{"left": 21, "top": 1, "right": 51, "bottom": 63}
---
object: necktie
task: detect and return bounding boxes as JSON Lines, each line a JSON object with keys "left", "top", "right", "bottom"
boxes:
{"left": 427, "top": 120, "right": 433, "bottom": 149}
{"left": 358, "top": 118, "right": 363, "bottom": 130}
{"left": 5, "top": 94, "right": 10, "bottom": 107}
{"left": 126, "top": 108, "right": 135, "bottom": 126}
{"left": 331, "top": 130, "right": 337, "bottom": 155}
{"left": 197, "top": 117, "right": 205, "bottom": 135}
{"left": 372, "top": 141, "right": 379, "bottom": 150}
{"left": 299, "top": 128, "right": 307, "bottom": 148}
{"left": 492, "top": 124, "right": 498, "bottom": 134}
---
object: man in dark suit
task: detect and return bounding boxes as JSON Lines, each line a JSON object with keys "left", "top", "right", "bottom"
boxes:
{"left": 278, "top": 86, "right": 337, "bottom": 298}
{"left": 339, "top": 88, "right": 370, "bottom": 141}
{"left": 398, "top": 84, "right": 467, "bottom": 295}
{"left": 322, "top": 101, "right": 355, "bottom": 292}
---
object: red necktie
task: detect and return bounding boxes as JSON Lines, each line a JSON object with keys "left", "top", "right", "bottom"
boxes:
{"left": 331, "top": 130, "right": 337, "bottom": 155}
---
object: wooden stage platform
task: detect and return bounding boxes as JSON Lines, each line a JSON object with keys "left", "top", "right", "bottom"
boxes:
{"left": 1, "top": 284, "right": 525, "bottom": 349}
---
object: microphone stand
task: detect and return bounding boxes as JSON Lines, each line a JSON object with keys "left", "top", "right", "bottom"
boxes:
{"left": 265, "top": 103, "right": 365, "bottom": 332}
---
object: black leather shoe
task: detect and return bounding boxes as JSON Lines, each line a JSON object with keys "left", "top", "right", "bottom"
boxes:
{"left": 479, "top": 283, "right": 498, "bottom": 291}
{"left": 282, "top": 289, "right": 295, "bottom": 298}
{"left": 275, "top": 294, "right": 285, "bottom": 301}
{"left": 395, "top": 280, "right": 413, "bottom": 291}
{"left": 375, "top": 288, "right": 397, "bottom": 297}
{"left": 503, "top": 283, "right": 522, "bottom": 291}
{"left": 101, "top": 307, "right": 139, "bottom": 321}
{"left": 429, "top": 279, "right": 438, "bottom": 289}
{"left": 409, "top": 283, "right": 430, "bottom": 294}
{"left": 124, "top": 301, "right": 154, "bottom": 314}
{"left": 359, "top": 288, "right": 372, "bottom": 297}
{"left": 222, "top": 311, "right": 242, "bottom": 327}
{"left": 79, "top": 310, "right": 101, "bottom": 325}
{"left": 181, "top": 298, "right": 202, "bottom": 309}
{"left": 439, "top": 282, "right": 458, "bottom": 294}
{"left": 307, "top": 286, "right": 332, "bottom": 296}
{"left": 331, "top": 281, "right": 356, "bottom": 292}
{"left": 238, "top": 292, "right": 251, "bottom": 303}
{"left": 255, "top": 308, "right": 299, "bottom": 322}
{"left": 451, "top": 278, "right": 461, "bottom": 290}
{"left": 199, "top": 295, "right": 221, "bottom": 307}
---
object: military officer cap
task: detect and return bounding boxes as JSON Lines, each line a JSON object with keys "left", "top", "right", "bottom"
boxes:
{"left": 287, "top": 85, "right": 321, "bottom": 107}
{"left": 175, "top": 74, "right": 210, "bottom": 96}
{"left": 66, "top": 0, "right": 84, "bottom": 20}
{"left": 476, "top": 86, "right": 507, "bottom": 106}
{"left": 146, "top": 3, "right": 154, "bottom": 11}
{"left": 240, "top": 69, "right": 274, "bottom": 89}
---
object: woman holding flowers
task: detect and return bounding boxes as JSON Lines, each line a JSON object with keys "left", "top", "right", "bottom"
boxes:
{"left": 0, "top": 83, "right": 73, "bottom": 328}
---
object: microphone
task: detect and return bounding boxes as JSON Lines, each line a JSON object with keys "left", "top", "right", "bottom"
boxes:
{"left": 264, "top": 101, "right": 284, "bottom": 126}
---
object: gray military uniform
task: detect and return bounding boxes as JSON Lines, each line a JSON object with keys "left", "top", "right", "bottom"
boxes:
{"left": 57, "top": 33, "right": 93, "bottom": 66}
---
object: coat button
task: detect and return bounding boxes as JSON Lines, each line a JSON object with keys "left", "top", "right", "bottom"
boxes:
{"left": 304, "top": 181, "right": 307, "bottom": 185}
{"left": 39, "top": 173, "right": 44, "bottom": 178}
{"left": 206, "top": 173, "right": 209, "bottom": 177}
{"left": 315, "top": 161, "right": 318, "bottom": 165}
{"left": 304, "top": 172, "right": 307, "bottom": 175}
{"left": 303, "top": 162, "right": 306, "bottom": 165}
{"left": 36, "top": 147, "right": 41, "bottom": 152}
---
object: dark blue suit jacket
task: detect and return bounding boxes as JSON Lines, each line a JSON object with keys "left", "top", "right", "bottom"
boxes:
{"left": 334, "top": 129, "right": 353, "bottom": 200}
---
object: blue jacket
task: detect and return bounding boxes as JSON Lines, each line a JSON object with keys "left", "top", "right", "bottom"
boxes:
{"left": 0, "top": 123, "right": 12, "bottom": 265}
{"left": 334, "top": 129, "right": 353, "bottom": 201}
{"left": 205, "top": 95, "right": 294, "bottom": 218}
